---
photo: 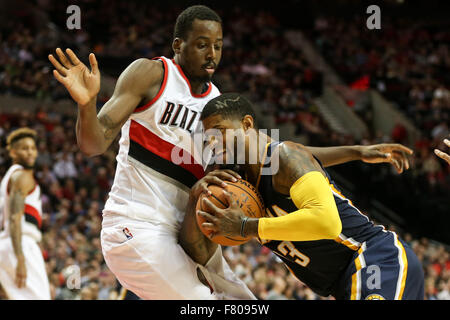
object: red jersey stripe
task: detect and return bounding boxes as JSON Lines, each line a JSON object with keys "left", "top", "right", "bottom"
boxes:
{"left": 128, "top": 120, "right": 205, "bottom": 179}
{"left": 24, "top": 204, "right": 42, "bottom": 228}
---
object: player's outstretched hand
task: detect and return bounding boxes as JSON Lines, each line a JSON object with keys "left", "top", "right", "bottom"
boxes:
{"left": 197, "top": 190, "right": 247, "bottom": 239}
{"left": 48, "top": 48, "right": 100, "bottom": 106}
{"left": 434, "top": 138, "right": 450, "bottom": 165}
{"left": 360, "top": 143, "right": 413, "bottom": 174}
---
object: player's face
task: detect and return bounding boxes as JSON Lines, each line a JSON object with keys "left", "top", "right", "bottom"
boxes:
{"left": 202, "top": 114, "right": 255, "bottom": 166}
{"left": 10, "top": 137, "right": 38, "bottom": 169}
{"left": 176, "top": 19, "right": 223, "bottom": 83}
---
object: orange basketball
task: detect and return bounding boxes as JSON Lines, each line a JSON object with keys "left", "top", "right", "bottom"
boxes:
{"left": 196, "top": 179, "right": 265, "bottom": 246}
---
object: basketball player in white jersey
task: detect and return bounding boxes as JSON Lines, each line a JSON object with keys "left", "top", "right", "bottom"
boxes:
{"left": 0, "top": 128, "right": 50, "bottom": 300}
{"left": 49, "top": 5, "right": 256, "bottom": 299}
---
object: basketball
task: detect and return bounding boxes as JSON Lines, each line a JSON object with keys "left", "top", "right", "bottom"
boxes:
{"left": 196, "top": 179, "right": 265, "bottom": 246}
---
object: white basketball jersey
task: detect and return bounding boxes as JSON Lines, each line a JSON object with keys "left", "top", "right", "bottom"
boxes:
{"left": 0, "top": 164, "right": 43, "bottom": 242}
{"left": 103, "top": 56, "right": 221, "bottom": 228}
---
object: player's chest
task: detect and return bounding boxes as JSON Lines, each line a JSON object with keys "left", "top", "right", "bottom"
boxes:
{"left": 135, "top": 95, "right": 207, "bottom": 135}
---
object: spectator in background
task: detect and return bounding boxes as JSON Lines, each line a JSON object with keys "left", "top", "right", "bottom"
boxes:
{"left": 266, "top": 276, "right": 288, "bottom": 300}
{"left": 53, "top": 152, "right": 77, "bottom": 179}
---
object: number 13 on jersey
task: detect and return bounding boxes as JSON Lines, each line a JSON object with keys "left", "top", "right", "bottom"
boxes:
{"left": 277, "top": 241, "right": 311, "bottom": 267}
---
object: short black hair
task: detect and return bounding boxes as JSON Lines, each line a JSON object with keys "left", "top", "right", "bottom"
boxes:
{"left": 174, "top": 5, "right": 222, "bottom": 40}
{"left": 201, "top": 93, "right": 257, "bottom": 124}
{"left": 6, "top": 127, "right": 37, "bottom": 151}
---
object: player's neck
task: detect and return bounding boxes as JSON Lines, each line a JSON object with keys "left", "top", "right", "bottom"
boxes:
{"left": 244, "top": 132, "right": 272, "bottom": 186}
{"left": 190, "top": 80, "right": 208, "bottom": 95}
{"left": 13, "top": 161, "right": 34, "bottom": 172}
{"left": 173, "top": 56, "right": 209, "bottom": 95}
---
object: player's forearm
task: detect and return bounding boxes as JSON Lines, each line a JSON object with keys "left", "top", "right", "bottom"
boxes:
{"left": 9, "top": 192, "right": 25, "bottom": 261}
{"left": 305, "top": 145, "right": 362, "bottom": 167}
{"left": 10, "top": 217, "right": 25, "bottom": 261}
{"left": 76, "top": 97, "right": 109, "bottom": 156}
{"left": 179, "top": 195, "right": 215, "bottom": 266}
{"left": 179, "top": 195, "right": 201, "bottom": 246}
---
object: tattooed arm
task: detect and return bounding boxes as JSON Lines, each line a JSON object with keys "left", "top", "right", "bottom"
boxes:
{"left": 273, "top": 142, "right": 326, "bottom": 194}
{"left": 75, "top": 58, "right": 164, "bottom": 157}
{"left": 8, "top": 170, "right": 35, "bottom": 288}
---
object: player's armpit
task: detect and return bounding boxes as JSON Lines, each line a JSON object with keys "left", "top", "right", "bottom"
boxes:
{"left": 258, "top": 171, "right": 342, "bottom": 241}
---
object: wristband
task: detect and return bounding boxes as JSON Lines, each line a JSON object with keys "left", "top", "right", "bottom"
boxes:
{"left": 240, "top": 216, "right": 249, "bottom": 238}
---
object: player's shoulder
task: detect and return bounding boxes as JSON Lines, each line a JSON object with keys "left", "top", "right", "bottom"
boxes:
{"left": 129, "top": 57, "right": 163, "bottom": 73}
{"left": 116, "top": 58, "right": 164, "bottom": 94}
{"left": 128, "top": 58, "right": 163, "bottom": 77}
{"left": 9, "top": 169, "right": 35, "bottom": 192}
{"left": 277, "top": 141, "right": 320, "bottom": 174}
{"left": 278, "top": 141, "right": 310, "bottom": 160}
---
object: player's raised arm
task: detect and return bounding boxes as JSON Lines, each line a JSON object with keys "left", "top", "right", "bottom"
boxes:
{"left": 8, "top": 170, "right": 35, "bottom": 288}
{"left": 306, "top": 143, "right": 413, "bottom": 173}
{"left": 49, "top": 48, "right": 163, "bottom": 157}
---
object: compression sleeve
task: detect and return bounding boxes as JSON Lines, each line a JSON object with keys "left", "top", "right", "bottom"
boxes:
{"left": 258, "top": 171, "right": 342, "bottom": 241}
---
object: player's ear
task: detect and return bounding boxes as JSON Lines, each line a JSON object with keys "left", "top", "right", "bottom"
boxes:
{"left": 8, "top": 146, "right": 16, "bottom": 160}
{"left": 172, "top": 38, "right": 183, "bottom": 55}
{"left": 242, "top": 115, "right": 255, "bottom": 131}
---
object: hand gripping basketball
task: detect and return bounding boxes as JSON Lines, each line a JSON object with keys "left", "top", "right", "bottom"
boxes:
{"left": 196, "top": 179, "right": 264, "bottom": 246}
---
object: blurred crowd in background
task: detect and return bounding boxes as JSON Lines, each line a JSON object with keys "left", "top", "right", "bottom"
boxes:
{"left": 311, "top": 15, "right": 449, "bottom": 188}
{"left": 0, "top": 0, "right": 449, "bottom": 300}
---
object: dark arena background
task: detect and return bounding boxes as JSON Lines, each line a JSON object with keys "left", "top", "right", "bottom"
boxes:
{"left": 0, "top": 0, "right": 449, "bottom": 302}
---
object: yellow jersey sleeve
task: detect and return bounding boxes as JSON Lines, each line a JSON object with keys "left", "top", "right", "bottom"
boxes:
{"left": 258, "top": 171, "right": 342, "bottom": 241}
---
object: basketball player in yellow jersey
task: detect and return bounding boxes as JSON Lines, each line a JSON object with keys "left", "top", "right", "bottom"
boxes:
{"left": 188, "top": 93, "right": 424, "bottom": 300}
